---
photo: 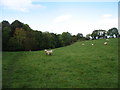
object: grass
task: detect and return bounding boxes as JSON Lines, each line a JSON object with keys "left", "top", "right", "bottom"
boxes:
{"left": 2, "top": 38, "right": 118, "bottom": 88}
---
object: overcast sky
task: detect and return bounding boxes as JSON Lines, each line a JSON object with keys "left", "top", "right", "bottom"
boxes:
{"left": 0, "top": 0, "right": 119, "bottom": 36}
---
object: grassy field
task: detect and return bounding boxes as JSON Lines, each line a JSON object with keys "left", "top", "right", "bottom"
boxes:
{"left": 2, "top": 38, "right": 118, "bottom": 88}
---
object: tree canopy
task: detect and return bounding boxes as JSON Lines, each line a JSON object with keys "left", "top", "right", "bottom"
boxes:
{"left": 2, "top": 20, "right": 80, "bottom": 51}
{"left": 2, "top": 20, "right": 119, "bottom": 51}
{"left": 107, "top": 28, "right": 119, "bottom": 38}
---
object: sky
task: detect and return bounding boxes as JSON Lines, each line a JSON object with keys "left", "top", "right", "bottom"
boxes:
{"left": 0, "top": 0, "right": 119, "bottom": 36}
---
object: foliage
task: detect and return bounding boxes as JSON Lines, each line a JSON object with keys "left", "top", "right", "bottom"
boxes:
{"left": 77, "top": 33, "right": 83, "bottom": 40}
{"left": 11, "top": 20, "right": 23, "bottom": 36}
{"left": 22, "top": 24, "right": 32, "bottom": 31}
{"left": 59, "top": 32, "right": 72, "bottom": 46}
{"left": 2, "top": 27, "right": 11, "bottom": 50}
{"left": 71, "top": 35, "right": 77, "bottom": 43}
{"left": 86, "top": 34, "right": 91, "bottom": 40}
{"left": 2, "top": 20, "right": 79, "bottom": 51}
{"left": 91, "top": 30, "right": 107, "bottom": 39}
{"left": 2, "top": 20, "right": 10, "bottom": 28}
{"left": 107, "top": 28, "right": 119, "bottom": 38}
{"left": 2, "top": 20, "right": 119, "bottom": 51}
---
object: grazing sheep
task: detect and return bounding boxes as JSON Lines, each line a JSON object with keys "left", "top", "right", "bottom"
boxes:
{"left": 92, "top": 44, "right": 94, "bottom": 46}
{"left": 104, "top": 42, "right": 108, "bottom": 45}
{"left": 82, "top": 43, "right": 85, "bottom": 45}
{"left": 44, "top": 49, "right": 53, "bottom": 55}
{"left": 106, "top": 39, "right": 109, "bottom": 41}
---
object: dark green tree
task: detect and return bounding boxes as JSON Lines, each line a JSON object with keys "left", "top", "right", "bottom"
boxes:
{"left": 24, "top": 31, "right": 38, "bottom": 51}
{"left": 2, "top": 21, "right": 11, "bottom": 51}
{"left": 86, "top": 34, "right": 91, "bottom": 40}
{"left": 59, "top": 32, "right": 72, "bottom": 46}
{"left": 97, "top": 30, "right": 107, "bottom": 39}
{"left": 2, "top": 27, "right": 11, "bottom": 51}
{"left": 2, "top": 20, "right": 10, "bottom": 28}
{"left": 11, "top": 20, "right": 23, "bottom": 36}
{"left": 42, "top": 32, "right": 55, "bottom": 49}
{"left": 107, "top": 28, "right": 119, "bottom": 38}
{"left": 22, "top": 24, "right": 32, "bottom": 31}
{"left": 13, "top": 28, "right": 26, "bottom": 50}
{"left": 34, "top": 31, "right": 43, "bottom": 50}
{"left": 7, "top": 37, "right": 19, "bottom": 51}
{"left": 91, "top": 30, "right": 98, "bottom": 39}
{"left": 91, "top": 30, "right": 107, "bottom": 39}
{"left": 72, "top": 35, "right": 77, "bottom": 43}
{"left": 77, "top": 33, "right": 83, "bottom": 40}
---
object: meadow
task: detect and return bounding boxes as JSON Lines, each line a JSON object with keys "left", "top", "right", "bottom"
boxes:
{"left": 2, "top": 38, "right": 118, "bottom": 88}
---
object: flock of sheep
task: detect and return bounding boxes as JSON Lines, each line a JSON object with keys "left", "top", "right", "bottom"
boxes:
{"left": 82, "top": 39, "right": 109, "bottom": 46}
{"left": 44, "top": 39, "right": 110, "bottom": 56}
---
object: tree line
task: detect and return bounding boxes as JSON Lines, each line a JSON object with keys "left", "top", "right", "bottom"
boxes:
{"left": 2, "top": 20, "right": 119, "bottom": 51}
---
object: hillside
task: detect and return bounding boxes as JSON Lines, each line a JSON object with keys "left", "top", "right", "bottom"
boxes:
{"left": 2, "top": 20, "right": 119, "bottom": 52}
{"left": 2, "top": 38, "right": 118, "bottom": 88}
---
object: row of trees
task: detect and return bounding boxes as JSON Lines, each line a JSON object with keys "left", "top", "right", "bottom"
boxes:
{"left": 2, "top": 20, "right": 119, "bottom": 51}
{"left": 90, "top": 28, "right": 119, "bottom": 40}
{"left": 2, "top": 20, "right": 85, "bottom": 51}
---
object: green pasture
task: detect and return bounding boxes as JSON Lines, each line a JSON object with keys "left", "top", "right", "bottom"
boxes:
{"left": 2, "top": 38, "right": 118, "bottom": 88}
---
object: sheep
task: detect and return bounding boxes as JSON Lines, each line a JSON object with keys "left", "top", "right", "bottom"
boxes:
{"left": 104, "top": 42, "right": 108, "bottom": 45}
{"left": 82, "top": 43, "right": 85, "bottom": 45}
{"left": 106, "top": 39, "right": 109, "bottom": 41}
{"left": 44, "top": 49, "right": 52, "bottom": 55}
{"left": 44, "top": 49, "right": 53, "bottom": 55}
{"left": 91, "top": 44, "right": 94, "bottom": 46}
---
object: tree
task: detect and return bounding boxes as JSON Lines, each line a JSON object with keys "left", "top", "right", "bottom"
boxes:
{"left": 42, "top": 32, "right": 55, "bottom": 49}
{"left": 76, "top": 33, "right": 83, "bottom": 40}
{"left": 59, "top": 32, "right": 72, "bottom": 46}
{"left": 2, "top": 20, "right": 10, "bottom": 28}
{"left": 2, "top": 21, "right": 12, "bottom": 51}
{"left": 50, "top": 33, "right": 57, "bottom": 48}
{"left": 2, "top": 27, "right": 11, "bottom": 51}
{"left": 107, "top": 28, "right": 119, "bottom": 38}
{"left": 12, "top": 28, "right": 26, "bottom": 50}
{"left": 33, "top": 31, "right": 43, "bottom": 50}
{"left": 91, "top": 30, "right": 98, "bottom": 39}
{"left": 97, "top": 30, "right": 107, "bottom": 39}
{"left": 22, "top": 24, "right": 32, "bottom": 31}
{"left": 11, "top": 20, "right": 23, "bottom": 36}
{"left": 91, "top": 30, "right": 107, "bottom": 39}
{"left": 72, "top": 35, "right": 77, "bottom": 43}
{"left": 86, "top": 34, "right": 91, "bottom": 40}
{"left": 7, "top": 37, "right": 21, "bottom": 51}
{"left": 24, "top": 37, "right": 38, "bottom": 51}
{"left": 53, "top": 34, "right": 62, "bottom": 48}
{"left": 24, "top": 31, "right": 38, "bottom": 51}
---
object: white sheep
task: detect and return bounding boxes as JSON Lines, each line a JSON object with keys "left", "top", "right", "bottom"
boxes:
{"left": 91, "top": 44, "right": 94, "bottom": 46}
{"left": 104, "top": 42, "right": 108, "bottom": 45}
{"left": 44, "top": 49, "right": 53, "bottom": 55}
{"left": 106, "top": 39, "right": 109, "bottom": 41}
{"left": 82, "top": 43, "right": 85, "bottom": 45}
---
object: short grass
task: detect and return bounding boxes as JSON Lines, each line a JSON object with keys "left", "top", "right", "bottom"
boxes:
{"left": 2, "top": 38, "right": 118, "bottom": 88}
